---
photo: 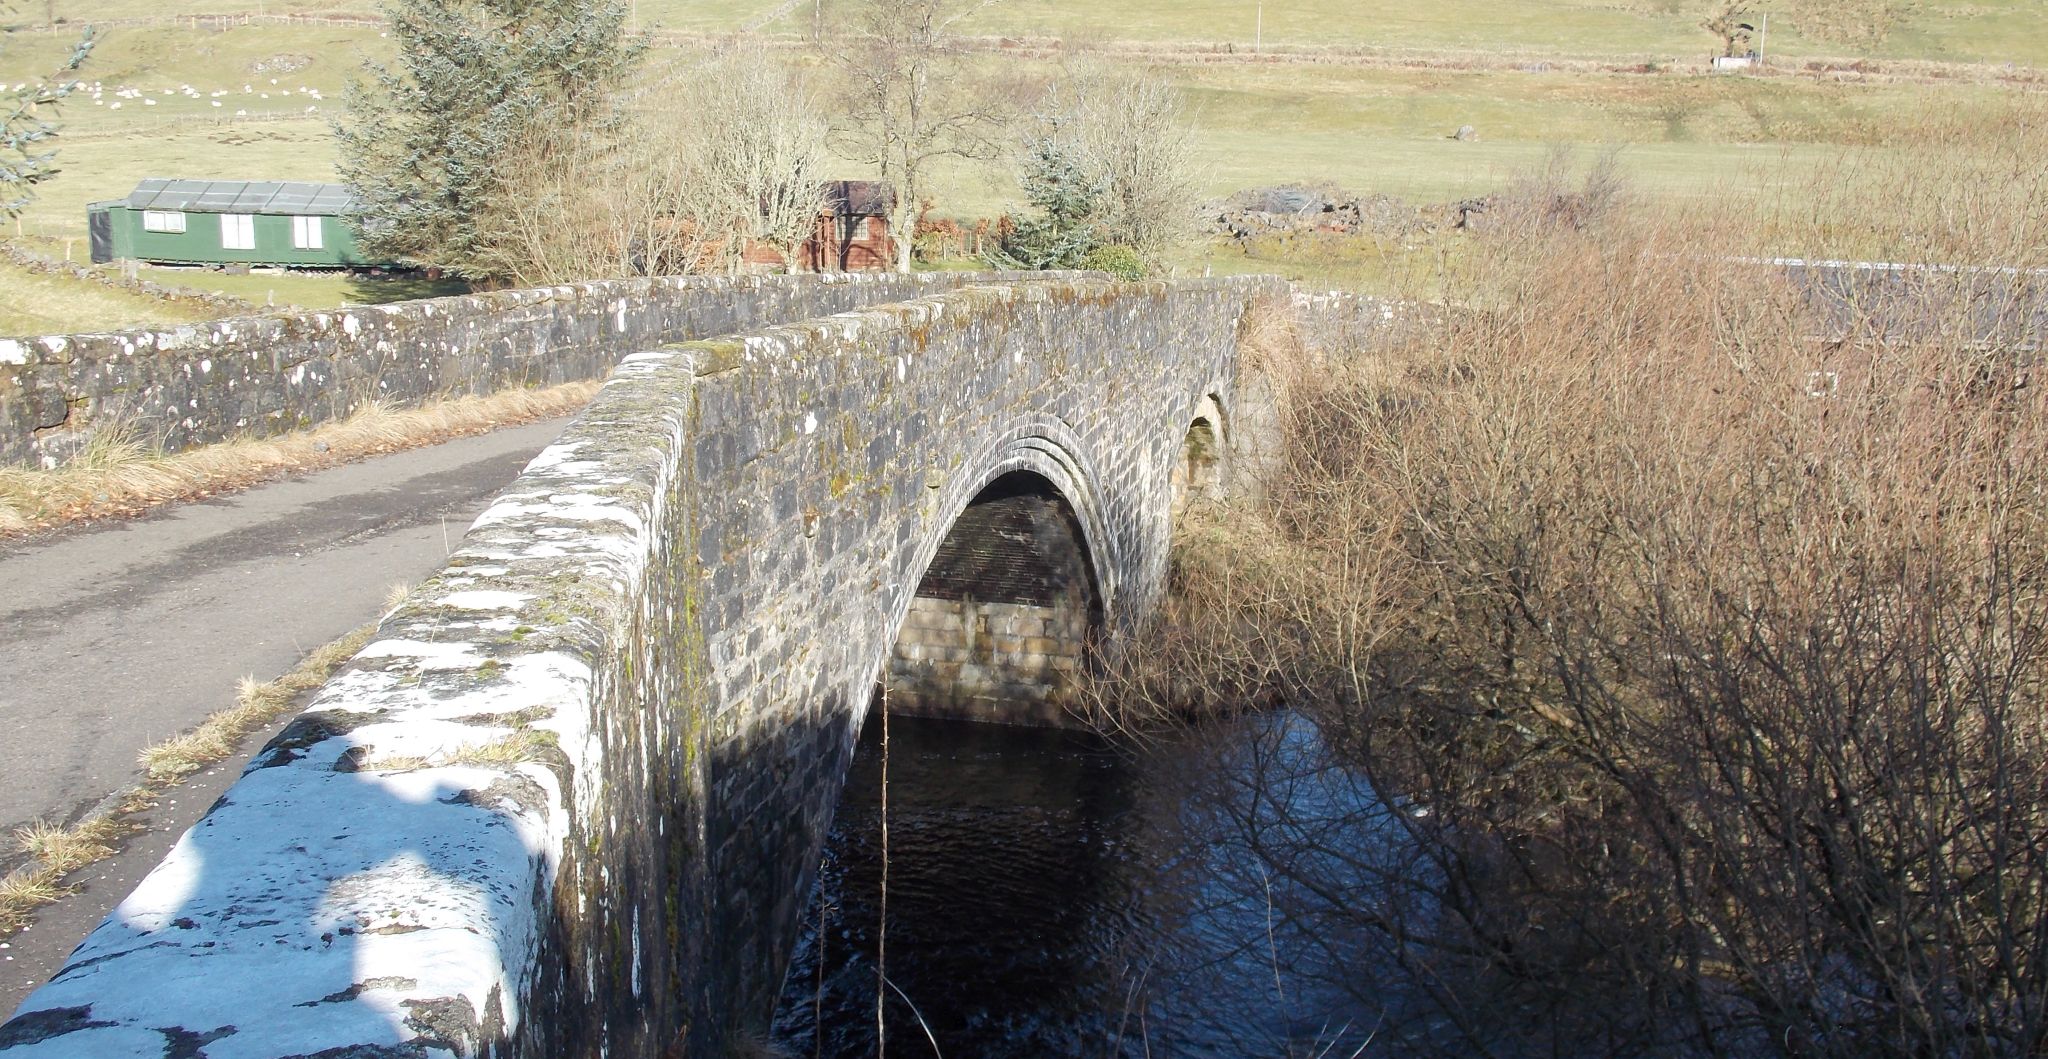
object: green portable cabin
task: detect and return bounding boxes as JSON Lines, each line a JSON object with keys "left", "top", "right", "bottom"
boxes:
{"left": 87, "top": 178, "right": 390, "bottom": 269}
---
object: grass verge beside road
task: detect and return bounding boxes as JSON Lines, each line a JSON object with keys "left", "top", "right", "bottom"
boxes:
{"left": 0, "top": 622, "right": 378, "bottom": 937}
{"left": 139, "top": 623, "right": 379, "bottom": 784}
{"left": 0, "top": 380, "right": 598, "bottom": 536}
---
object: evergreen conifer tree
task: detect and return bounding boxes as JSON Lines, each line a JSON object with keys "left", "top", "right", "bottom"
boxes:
{"left": 1, "top": 9, "right": 92, "bottom": 219}
{"left": 995, "top": 113, "right": 1106, "bottom": 271}
{"left": 337, "top": 0, "right": 642, "bottom": 279}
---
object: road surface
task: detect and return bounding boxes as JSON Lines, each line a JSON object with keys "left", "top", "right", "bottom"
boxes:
{"left": 0, "top": 417, "right": 570, "bottom": 1017}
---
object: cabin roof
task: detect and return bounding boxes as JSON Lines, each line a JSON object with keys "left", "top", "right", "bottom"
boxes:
{"left": 122, "top": 178, "right": 358, "bottom": 216}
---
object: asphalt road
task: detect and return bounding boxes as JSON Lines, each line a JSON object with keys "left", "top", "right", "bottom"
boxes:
{"left": 0, "top": 417, "right": 570, "bottom": 1016}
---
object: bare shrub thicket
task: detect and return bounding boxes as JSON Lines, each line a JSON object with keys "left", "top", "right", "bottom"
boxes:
{"left": 1491, "top": 144, "right": 1631, "bottom": 232}
{"left": 479, "top": 45, "right": 827, "bottom": 286}
{"left": 1121, "top": 103, "right": 2048, "bottom": 1056}
{"left": 1042, "top": 62, "right": 1202, "bottom": 259}
{"left": 821, "top": 0, "right": 1012, "bottom": 273}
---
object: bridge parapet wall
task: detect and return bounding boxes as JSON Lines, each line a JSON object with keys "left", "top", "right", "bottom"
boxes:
{"left": 0, "top": 272, "right": 1067, "bottom": 468}
{"left": 0, "top": 274, "right": 1288, "bottom": 1058}
{"left": 1289, "top": 287, "right": 1435, "bottom": 351}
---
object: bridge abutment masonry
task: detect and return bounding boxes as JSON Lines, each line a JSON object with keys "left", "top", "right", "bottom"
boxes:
{"left": 885, "top": 473, "right": 1102, "bottom": 725}
{"left": 0, "top": 274, "right": 1310, "bottom": 1057}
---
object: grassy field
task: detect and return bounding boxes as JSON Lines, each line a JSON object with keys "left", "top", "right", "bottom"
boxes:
{"left": 8, "top": 42, "right": 1970, "bottom": 236}
{"left": 0, "top": 260, "right": 214, "bottom": 333}
{"left": 22, "top": 0, "right": 2048, "bottom": 65}
{"left": 1, "top": 8, "right": 2032, "bottom": 229}
{"left": 0, "top": 2, "right": 2041, "bottom": 330}
{"left": 163, "top": 267, "right": 469, "bottom": 307}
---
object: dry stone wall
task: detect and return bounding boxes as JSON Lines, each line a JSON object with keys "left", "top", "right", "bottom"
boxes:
{"left": 0, "top": 275, "right": 1286, "bottom": 1058}
{"left": 0, "top": 272, "right": 1061, "bottom": 468}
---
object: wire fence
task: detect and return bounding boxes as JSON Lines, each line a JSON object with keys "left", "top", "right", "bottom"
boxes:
{"left": 76, "top": 13, "right": 381, "bottom": 31}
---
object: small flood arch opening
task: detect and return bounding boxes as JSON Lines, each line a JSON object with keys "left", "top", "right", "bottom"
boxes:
{"left": 1172, "top": 394, "right": 1227, "bottom": 517}
{"left": 885, "top": 470, "right": 1104, "bottom": 726}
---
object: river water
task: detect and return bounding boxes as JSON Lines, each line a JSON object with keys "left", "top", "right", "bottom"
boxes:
{"left": 769, "top": 711, "right": 1407, "bottom": 1058}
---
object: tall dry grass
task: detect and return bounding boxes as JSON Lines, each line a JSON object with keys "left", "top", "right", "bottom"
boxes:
{"left": 1, "top": 617, "right": 383, "bottom": 937}
{"left": 0, "top": 382, "right": 598, "bottom": 536}
{"left": 1127, "top": 99, "right": 2048, "bottom": 1056}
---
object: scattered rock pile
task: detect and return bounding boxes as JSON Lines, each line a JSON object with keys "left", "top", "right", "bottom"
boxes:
{"left": 1448, "top": 197, "right": 1493, "bottom": 229}
{"left": 250, "top": 54, "right": 313, "bottom": 74}
{"left": 1210, "top": 183, "right": 1497, "bottom": 241}
{"left": 1211, "top": 183, "right": 1420, "bottom": 240}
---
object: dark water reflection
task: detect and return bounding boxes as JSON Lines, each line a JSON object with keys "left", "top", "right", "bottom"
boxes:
{"left": 770, "top": 711, "right": 1399, "bottom": 1058}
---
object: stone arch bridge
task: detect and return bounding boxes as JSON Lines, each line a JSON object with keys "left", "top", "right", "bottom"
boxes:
{"left": 0, "top": 274, "right": 1290, "bottom": 1057}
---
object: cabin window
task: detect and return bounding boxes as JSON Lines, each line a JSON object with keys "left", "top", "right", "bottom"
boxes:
{"left": 142, "top": 210, "right": 186, "bottom": 234}
{"left": 220, "top": 213, "right": 256, "bottom": 251}
{"left": 291, "top": 215, "right": 325, "bottom": 251}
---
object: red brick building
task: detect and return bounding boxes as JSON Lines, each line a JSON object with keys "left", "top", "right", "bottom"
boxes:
{"left": 742, "top": 180, "right": 897, "bottom": 273}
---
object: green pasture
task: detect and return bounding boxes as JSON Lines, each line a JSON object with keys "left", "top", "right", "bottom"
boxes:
{"left": 0, "top": 5, "right": 2039, "bottom": 330}
{"left": 1, "top": 17, "right": 2022, "bottom": 232}
{"left": 960, "top": 0, "right": 2048, "bottom": 65}
{"left": 0, "top": 259, "right": 213, "bottom": 334}
{"left": 167, "top": 267, "right": 469, "bottom": 308}
{"left": 1, "top": 15, "right": 2017, "bottom": 239}
{"left": 931, "top": 56, "right": 2005, "bottom": 213}
{"left": 21, "top": 0, "right": 2048, "bottom": 65}
{"left": 6, "top": 117, "right": 342, "bottom": 244}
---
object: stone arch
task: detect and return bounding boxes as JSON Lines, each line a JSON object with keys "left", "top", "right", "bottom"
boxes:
{"left": 1173, "top": 392, "right": 1228, "bottom": 516}
{"left": 906, "top": 418, "right": 1119, "bottom": 623}
{"left": 879, "top": 421, "right": 1113, "bottom": 726}
{"left": 886, "top": 471, "right": 1103, "bottom": 725}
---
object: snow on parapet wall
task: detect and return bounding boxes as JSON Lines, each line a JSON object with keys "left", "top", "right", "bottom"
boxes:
{"left": 0, "top": 331, "right": 698, "bottom": 1057}
{"left": 0, "top": 271, "right": 1080, "bottom": 469}
{"left": 0, "top": 275, "right": 1289, "bottom": 1057}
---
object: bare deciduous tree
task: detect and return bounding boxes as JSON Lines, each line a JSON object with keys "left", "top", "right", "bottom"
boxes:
{"left": 819, "top": 0, "right": 1009, "bottom": 273}
{"left": 684, "top": 44, "right": 830, "bottom": 273}
{"left": 476, "top": 109, "right": 705, "bottom": 286}
{"left": 1050, "top": 63, "right": 1201, "bottom": 260}
{"left": 479, "top": 47, "right": 828, "bottom": 285}
{"left": 1701, "top": 1, "right": 1755, "bottom": 57}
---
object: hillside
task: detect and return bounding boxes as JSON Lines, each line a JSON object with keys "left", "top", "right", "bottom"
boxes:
{"left": 23, "top": 0, "right": 2048, "bottom": 66}
{"left": 0, "top": 0, "right": 2040, "bottom": 318}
